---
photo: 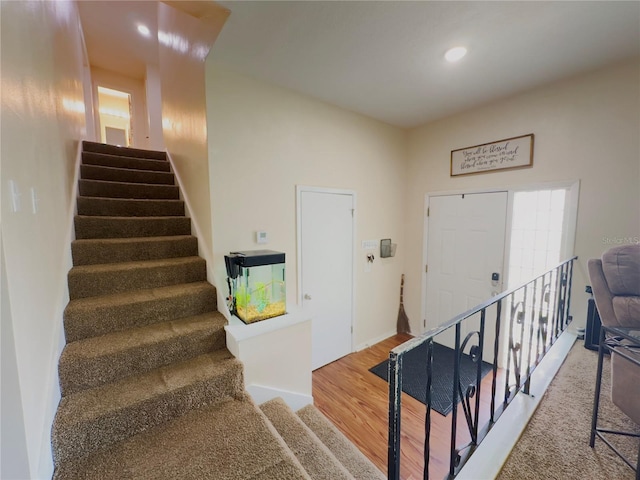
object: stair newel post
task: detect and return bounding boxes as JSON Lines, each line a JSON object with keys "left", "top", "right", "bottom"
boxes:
{"left": 388, "top": 351, "right": 402, "bottom": 480}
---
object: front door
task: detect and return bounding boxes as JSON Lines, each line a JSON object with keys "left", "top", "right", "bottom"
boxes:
{"left": 299, "top": 188, "right": 354, "bottom": 370}
{"left": 425, "top": 192, "right": 508, "bottom": 363}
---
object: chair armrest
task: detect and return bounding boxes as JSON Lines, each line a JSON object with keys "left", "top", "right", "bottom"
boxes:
{"left": 588, "top": 259, "right": 620, "bottom": 328}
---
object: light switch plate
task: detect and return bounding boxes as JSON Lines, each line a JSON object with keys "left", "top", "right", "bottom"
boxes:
{"left": 256, "top": 231, "right": 268, "bottom": 244}
{"left": 362, "top": 240, "right": 377, "bottom": 250}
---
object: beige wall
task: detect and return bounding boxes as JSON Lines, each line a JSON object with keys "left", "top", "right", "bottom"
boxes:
{"left": 157, "top": 2, "right": 224, "bottom": 277}
{"left": 404, "top": 60, "right": 640, "bottom": 334}
{"left": 205, "top": 67, "right": 407, "bottom": 348}
{"left": 0, "top": 0, "right": 86, "bottom": 476}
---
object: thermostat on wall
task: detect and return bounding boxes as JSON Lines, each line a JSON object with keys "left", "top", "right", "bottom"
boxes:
{"left": 256, "top": 231, "right": 268, "bottom": 244}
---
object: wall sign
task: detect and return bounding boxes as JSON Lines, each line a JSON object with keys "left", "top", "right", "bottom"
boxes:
{"left": 451, "top": 134, "right": 534, "bottom": 176}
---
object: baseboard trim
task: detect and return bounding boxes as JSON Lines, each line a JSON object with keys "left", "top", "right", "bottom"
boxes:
{"left": 246, "top": 384, "right": 314, "bottom": 411}
{"left": 457, "top": 330, "right": 577, "bottom": 479}
{"left": 356, "top": 329, "right": 397, "bottom": 352}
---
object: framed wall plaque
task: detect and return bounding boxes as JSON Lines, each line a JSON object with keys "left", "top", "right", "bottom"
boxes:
{"left": 451, "top": 134, "right": 534, "bottom": 176}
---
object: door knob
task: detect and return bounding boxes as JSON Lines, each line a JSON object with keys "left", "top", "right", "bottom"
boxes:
{"left": 304, "top": 294, "right": 312, "bottom": 300}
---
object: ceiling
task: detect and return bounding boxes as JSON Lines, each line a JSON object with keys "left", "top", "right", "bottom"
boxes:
{"left": 79, "top": 1, "right": 640, "bottom": 128}
{"left": 79, "top": 1, "right": 159, "bottom": 79}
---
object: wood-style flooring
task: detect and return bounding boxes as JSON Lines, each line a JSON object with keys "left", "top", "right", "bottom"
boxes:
{"left": 312, "top": 334, "right": 506, "bottom": 480}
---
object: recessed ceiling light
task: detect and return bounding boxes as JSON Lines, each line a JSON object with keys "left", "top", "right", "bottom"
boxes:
{"left": 137, "top": 24, "right": 151, "bottom": 37}
{"left": 445, "top": 46, "right": 467, "bottom": 63}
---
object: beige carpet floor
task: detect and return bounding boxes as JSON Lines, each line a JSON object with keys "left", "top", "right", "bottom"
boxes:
{"left": 498, "top": 342, "right": 639, "bottom": 480}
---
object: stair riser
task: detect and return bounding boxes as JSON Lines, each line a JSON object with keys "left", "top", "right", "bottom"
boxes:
{"left": 83, "top": 141, "right": 167, "bottom": 160}
{"left": 52, "top": 361, "right": 244, "bottom": 464}
{"left": 80, "top": 164, "right": 175, "bottom": 185}
{"left": 68, "top": 258, "right": 206, "bottom": 299}
{"left": 59, "top": 323, "right": 227, "bottom": 396}
{"left": 64, "top": 284, "right": 217, "bottom": 342}
{"left": 72, "top": 236, "right": 198, "bottom": 266}
{"left": 79, "top": 180, "right": 179, "bottom": 200}
{"left": 74, "top": 216, "right": 191, "bottom": 239}
{"left": 82, "top": 152, "right": 170, "bottom": 172}
{"left": 77, "top": 197, "right": 185, "bottom": 217}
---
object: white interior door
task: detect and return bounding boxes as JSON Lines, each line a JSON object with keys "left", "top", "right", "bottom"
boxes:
{"left": 425, "top": 192, "right": 508, "bottom": 363}
{"left": 299, "top": 188, "right": 354, "bottom": 370}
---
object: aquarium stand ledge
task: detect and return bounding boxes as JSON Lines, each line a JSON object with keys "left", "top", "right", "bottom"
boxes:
{"left": 224, "top": 311, "right": 314, "bottom": 410}
{"left": 225, "top": 311, "right": 308, "bottom": 342}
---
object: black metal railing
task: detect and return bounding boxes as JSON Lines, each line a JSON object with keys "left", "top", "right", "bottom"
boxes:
{"left": 388, "top": 257, "right": 577, "bottom": 479}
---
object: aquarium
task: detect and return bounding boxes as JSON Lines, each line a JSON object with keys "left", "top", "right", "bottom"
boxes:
{"left": 225, "top": 250, "right": 286, "bottom": 324}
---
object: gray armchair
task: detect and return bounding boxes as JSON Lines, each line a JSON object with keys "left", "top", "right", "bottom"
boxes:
{"left": 588, "top": 244, "right": 640, "bottom": 477}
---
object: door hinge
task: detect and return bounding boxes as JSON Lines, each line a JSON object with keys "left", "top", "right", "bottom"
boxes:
{"left": 423, "top": 319, "right": 426, "bottom": 328}
{"left": 351, "top": 208, "right": 355, "bottom": 217}
{"left": 427, "top": 207, "right": 430, "bottom": 217}
{"left": 351, "top": 325, "right": 353, "bottom": 334}
{"left": 425, "top": 264, "right": 428, "bottom": 273}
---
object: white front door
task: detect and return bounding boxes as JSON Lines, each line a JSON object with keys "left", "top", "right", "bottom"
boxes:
{"left": 299, "top": 188, "right": 354, "bottom": 370}
{"left": 425, "top": 192, "right": 508, "bottom": 363}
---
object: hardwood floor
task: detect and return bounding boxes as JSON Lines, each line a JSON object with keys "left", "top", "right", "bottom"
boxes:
{"left": 312, "top": 334, "right": 506, "bottom": 480}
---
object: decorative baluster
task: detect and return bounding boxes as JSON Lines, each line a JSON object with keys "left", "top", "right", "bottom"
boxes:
{"left": 423, "top": 340, "right": 433, "bottom": 480}
{"left": 537, "top": 277, "right": 550, "bottom": 359}
{"left": 490, "top": 299, "right": 502, "bottom": 423}
{"left": 449, "top": 323, "right": 462, "bottom": 477}
{"left": 388, "top": 353, "right": 402, "bottom": 480}
{"left": 474, "top": 310, "right": 486, "bottom": 442}
{"left": 566, "top": 260, "right": 574, "bottom": 328}
{"left": 505, "top": 292, "right": 516, "bottom": 404}
{"left": 559, "top": 264, "right": 568, "bottom": 329}
{"left": 507, "top": 295, "right": 525, "bottom": 400}
{"left": 551, "top": 266, "right": 562, "bottom": 342}
{"left": 524, "top": 278, "right": 538, "bottom": 394}
{"left": 517, "top": 287, "right": 527, "bottom": 390}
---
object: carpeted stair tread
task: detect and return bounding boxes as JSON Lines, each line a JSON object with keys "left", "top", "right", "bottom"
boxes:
{"left": 80, "top": 164, "right": 175, "bottom": 185}
{"left": 53, "top": 397, "right": 312, "bottom": 480}
{"left": 75, "top": 215, "right": 191, "bottom": 239}
{"left": 68, "top": 256, "right": 206, "bottom": 299}
{"left": 64, "top": 281, "right": 217, "bottom": 342}
{"left": 57, "top": 142, "right": 353, "bottom": 478}
{"left": 52, "top": 350, "right": 243, "bottom": 463}
{"left": 83, "top": 141, "right": 167, "bottom": 160}
{"left": 77, "top": 196, "right": 185, "bottom": 217}
{"left": 83, "top": 151, "right": 171, "bottom": 172}
{"left": 59, "top": 312, "right": 227, "bottom": 396}
{"left": 79, "top": 179, "right": 180, "bottom": 200}
{"left": 297, "top": 404, "right": 386, "bottom": 480}
{"left": 260, "top": 398, "right": 354, "bottom": 480}
{"left": 72, "top": 235, "right": 198, "bottom": 265}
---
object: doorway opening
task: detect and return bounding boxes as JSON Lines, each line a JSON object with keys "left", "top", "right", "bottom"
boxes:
{"left": 297, "top": 186, "right": 355, "bottom": 370}
{"left": 96, "top": 86, "right": 132, "bottom": 146}
{"left": 423, "top": 191, "right": 508, "bottom": 364}
{"left": 422, "top": 182, "right": 579, "bottom": 367}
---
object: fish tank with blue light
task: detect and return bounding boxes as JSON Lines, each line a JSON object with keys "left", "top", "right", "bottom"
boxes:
{"left": 225, "top": 250, "right": 286, "bottom": 324}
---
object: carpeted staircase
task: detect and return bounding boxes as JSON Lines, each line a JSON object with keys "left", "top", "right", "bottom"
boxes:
{"left": 52, "top": 141, "right": 385, "bottom": 480}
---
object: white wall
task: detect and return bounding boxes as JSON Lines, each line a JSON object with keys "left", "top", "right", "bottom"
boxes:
{"left": 145, "top": 64, "right": 164, "bottom": 151}
{"left": 225, "top": 315, "right": 313, "bottom": 409}
{"left": 205, "top": 67, "right": 407, "bottom": 348}
{"left": 91, "top": 66, "right": 149, "bottom": 148}
{"left": 404, "top": 60, "right": 640, "bottom": 335}
{"left": 0, "top": 0, "right": 86, "bottom": 477}
{"left": 1, "top": 237, "right": 30, "bottom": 480}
